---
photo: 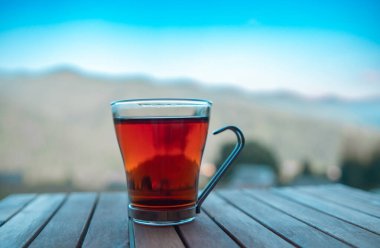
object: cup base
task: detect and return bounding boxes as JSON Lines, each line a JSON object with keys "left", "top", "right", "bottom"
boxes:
{"left": 128, "top": 204, "right": 196, "bottom": 226}
{"left": 132, "top": 217, "right": 195, "bottom": 226}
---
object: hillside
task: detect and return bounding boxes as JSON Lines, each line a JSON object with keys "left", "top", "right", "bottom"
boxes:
{"left": 1, "top": 69, "right": 379, "bottom": 188}
{"left": 251, "top": 91, "right": 380, "bottom": 128}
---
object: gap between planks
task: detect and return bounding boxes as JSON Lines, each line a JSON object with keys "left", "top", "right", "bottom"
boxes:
{"left": 243, "top": 188, "right": 380, "bottom": 248}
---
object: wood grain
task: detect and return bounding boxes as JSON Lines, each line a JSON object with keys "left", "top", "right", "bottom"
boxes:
{"left": 133, "top": 224, "right": 184, "bottom": 248}
{"left": 246, "top": 189, "right": 380, "bottom": 248}
{"left": 300, "top": 185, "right": 380, "bottom": 218}
{"left": 0, "top": 194, "right": 66, "bottom": 247}
{"left": 0, "top": 186, "right": 379, "bottom": 248}
{"left": 323, "top": 184, "right": 380, "bottom": 207}
{"left": 218, "top": 189, "right": 349, "bottom": 248}
{"left": 29, "top": 192, "right": 97, "bottom": 248}
{"left": 202, "top": 192, "right": 293, "bottom": 248}
{"left": 276, "top": 187, "right": 380, "bottom": 235}
{"left": 178, "top": 211, "right": 239, "bottom": 248}
{"left": 82, "top": 192, "right": 129, "bottom": 248}
{"left": 0, "top": 193, "right": 36, "bottom": 226}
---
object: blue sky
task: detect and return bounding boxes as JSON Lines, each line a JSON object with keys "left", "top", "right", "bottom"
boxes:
{"left": 0, "top": 0, "right": 379, "bottom": 97}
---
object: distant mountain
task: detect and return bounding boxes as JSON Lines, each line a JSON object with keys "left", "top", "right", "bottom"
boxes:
{"left": 1, "top": 68, "right": 379, "bottom": 188}
{"left": 250, "top": 90, "right": 380, "bottom": 128}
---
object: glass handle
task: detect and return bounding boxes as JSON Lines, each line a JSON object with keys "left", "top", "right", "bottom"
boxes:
{"left": 196, "top": 126, "right": 245, "bottom": 213}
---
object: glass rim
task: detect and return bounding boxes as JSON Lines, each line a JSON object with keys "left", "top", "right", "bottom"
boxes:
{"left": 110, "top": 98, "right": 213, "bottom": 106}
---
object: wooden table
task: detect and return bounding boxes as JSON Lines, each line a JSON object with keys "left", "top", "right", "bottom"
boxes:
{"left": 0, "top": 184, "right": 379, "bottom": 247}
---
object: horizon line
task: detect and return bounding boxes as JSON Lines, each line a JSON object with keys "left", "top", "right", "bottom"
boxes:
{"left": 0, "top": 65, "right": 379, "bottom": 102}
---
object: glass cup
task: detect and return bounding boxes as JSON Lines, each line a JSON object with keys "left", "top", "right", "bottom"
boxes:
{"left": 111, "top": 98, "right": 244, "bottom": 226}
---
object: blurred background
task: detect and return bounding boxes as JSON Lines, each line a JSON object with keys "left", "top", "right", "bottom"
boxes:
{"left": 1, "top": 0, "right": 380, "bottom": 198}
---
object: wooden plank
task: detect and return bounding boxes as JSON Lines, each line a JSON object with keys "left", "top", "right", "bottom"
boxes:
{"left": 178, "top": 212, "right": 239, "bottom": 248}
{"left": 218, "top": 189, "right": 349, "bottom": 248}
{"left": 0, "top": 193, "right": 66, "bottom": 247}
{"left": 276, "top": 187, "right": 380, "bottom": 235}
{"left": 29, "top": 192, "right": 97, "bottom": 247}
{"left": 201, "top": 192, "right": 293, "bottom": 248}
{"left": 323, "top": 184, "right": 380, "bottom": 207}
{"left": 0, "top": 193, "right": 36, "bottom": 226}
{"left": 300, "top": 185, "right": 380, "bottom": 218}
{"left": 82, "top": 192, "right": 129, "bottom": 248}
{"left": 329, "top": 184, "right": 380, "bottom": 200}
{"left": 245, "top": 189, "right": 380, "bottom": 248}
{"left": 133, "top": 224, "right": 184, "bottom": 248}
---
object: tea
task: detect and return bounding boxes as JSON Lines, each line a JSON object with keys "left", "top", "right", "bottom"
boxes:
{"left": 114, "top": 117, "right": 209, "bottom": 209}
